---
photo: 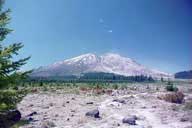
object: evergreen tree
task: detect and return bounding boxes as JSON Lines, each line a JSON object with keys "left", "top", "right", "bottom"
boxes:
{"left": 0, "top": 0, "right": 31, "bottom": 88}
{"left": 161, "top": 77, "right": 164, "bottom": 82}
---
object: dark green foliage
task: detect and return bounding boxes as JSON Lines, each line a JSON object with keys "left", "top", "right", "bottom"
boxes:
{"left": 81, "top": 72, "right": 154, "bottom": 82}
{"left": 11, "top": 120, "right": 29, "bottom": 128}
{"left": 0, "top": 90, "right": 28, "bottom": 110}
{"left": 112, "top": 84, "right": 118, "bottom": 90}
{"left": 167, "top": 80, "right": 173, "bottom": 86}
{"left": 0, "top": 1, "right": 31, "bottom": 88}
{"left": 166, "top": 84, "right": 178, "bottom": 92}
{"left": 166, "top": 80, "right": 179, "bottom": 92}
{"left": 39, "top": 81, "right": 43, "bottom": 86}
{"left": 31, "top": 72, "right": 156, "bottom": 83}
{"left": 161, "top": 77, "right": 164, "bottom": 82}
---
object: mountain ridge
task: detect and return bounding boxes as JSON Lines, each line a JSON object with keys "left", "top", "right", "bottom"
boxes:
{"left": 175, "top": 70, "right": 192, "bottom": 79}
{"left": 31, "top": 53, "right": 171, "bottom": 78}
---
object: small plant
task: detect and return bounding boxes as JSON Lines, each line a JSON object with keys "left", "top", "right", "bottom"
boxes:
{"left": 112, "top": 84, "right": 118, "bottom": 90}
{"left": 167, "top": 80, "right": 173, "bottom": 85}
{"left": 184, "top": 101, "right": 192, "bottom": 110}
{"left": 39, "top": 81, "right": 43, "bottom": 86}
{"left": 161, "top": 77, "right": 164, "bottom": 82}
{"left": 166, "top": 85, "right": 178, "bottom": 92}
{"left": 42, "top": 86, "right": 48, "bottom": 92}
{"left": 11, "top": 120, "right": 29, "bottom": 128}
{"left": 120, "top": 84, "right": 127, "bottom": 90}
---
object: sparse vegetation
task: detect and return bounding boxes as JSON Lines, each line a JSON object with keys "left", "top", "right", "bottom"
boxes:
{"left": 112, "top": 84, "right": 118, "bottom": 90}
{"left": 159, "top": 91, "right": 185, "bottom": 104}
{"left": 184, "top": 101, "right": 192, "bottom": 110}
{"left": 166, "top": 84, "right": 178, "bottom": 92}
{"left": 11, "top": 120, "right": 29, "bottom": 128}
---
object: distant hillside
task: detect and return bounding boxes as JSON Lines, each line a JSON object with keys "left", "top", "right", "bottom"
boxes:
{"left": 175, "top": 70, "right": 192, "bottom": 79}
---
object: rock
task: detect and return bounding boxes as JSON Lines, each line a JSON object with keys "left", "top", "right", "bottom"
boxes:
{"left": 122, "top": 115, "right": 137, "bottom": 125}
{"left": 28, "top": 111, "right": 37, "bottom": 117}
{"left": 184, "top": 126, "right": 192, "bottom": 128}
{"left": 0, "top": 109, "right": 21, "bottom": 128}
{"left": 49, "top": 103, "right": 54, "bottom": 106}
{"left": 71, "top": 110, "right": 75, "bottom": 113}
{"left": 85, "top": 109, "right": 100, "bottom": 118}
{"left": 113, "top": 99, "right": 126, "bottom": 104}
{"left": 141, "top": 106, "right": 147, "bottom": 109}
{"left": 86, "top": 102, "right": 94, "bottom": 105}
{"left": 29, "top": 104, "right": 34, "bottom": 107}
{"left": 152, "top": 106, "right": 157, "bottom": 108}
{"left": 134, "top": 126, "right": 145, "bottom": 128}
{"left": 42, "top": 121, "right": 56, "bottom": 128}
{"left": 180, "top": 117, "right": 189, "bottom": 122}
{"left": 28, "top": 117, "right": 34, "bottom": 122}
{"left": 66, "top": 101, "right": 70, "bottom": 104}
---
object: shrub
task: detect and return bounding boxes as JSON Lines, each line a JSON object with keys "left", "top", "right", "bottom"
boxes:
{"left": 39, "top": 82, "right": 43, "bottom": 86}
{"left": 112, "top": 84, "right": 118, "bottom": 90}
{"left": 167, "top": 80, "right": 173, "bottom": 85}
{"left": 158, "top": 91, "right": 184, "bottom": 104}
{"left": 166, "top": 85, "right": 178, "bottom": 92}
{"left": 120, "top": 84, "right": 127, "bottom": 90}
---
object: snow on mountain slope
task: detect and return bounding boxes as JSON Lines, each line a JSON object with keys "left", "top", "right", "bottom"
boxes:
{"left": 31, "top": 53, "right": 171, "bottom": 78}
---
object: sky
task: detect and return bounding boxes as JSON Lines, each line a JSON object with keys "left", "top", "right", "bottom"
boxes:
{"left": 4, "top": 0, "right": 192, "bottom": 73}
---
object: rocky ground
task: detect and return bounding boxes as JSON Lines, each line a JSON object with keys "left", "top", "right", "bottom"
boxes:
{"left": 17, "top": 83, "right": 192, "bottom": 128}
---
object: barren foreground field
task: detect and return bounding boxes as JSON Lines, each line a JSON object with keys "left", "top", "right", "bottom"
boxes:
{"left": 18, "top": 83, "right": 192, "bottom": 128}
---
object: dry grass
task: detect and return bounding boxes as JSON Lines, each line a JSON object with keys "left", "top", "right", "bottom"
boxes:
{"left": 158, "top": 91, "right": 185, "bottom": 104}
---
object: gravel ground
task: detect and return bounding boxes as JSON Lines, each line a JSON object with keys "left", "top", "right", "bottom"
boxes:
{"left": 17, "top": 85, "right": 192, "bottom": 128}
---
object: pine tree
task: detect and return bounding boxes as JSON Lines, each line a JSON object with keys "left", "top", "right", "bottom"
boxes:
{"left": 0, "top": 0, "right": 31, "bottom": 88}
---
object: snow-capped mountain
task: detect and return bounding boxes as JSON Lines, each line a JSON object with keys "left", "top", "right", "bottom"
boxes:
{"left": 31, "top": 53, "right": 171, "bottom": 78}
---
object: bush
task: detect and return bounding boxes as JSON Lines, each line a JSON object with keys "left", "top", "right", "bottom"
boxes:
{"left": 0, "top": 90, "right": 27, "bottom": 111}
{"left": 112, "top": 84, "right": 118, "bottom": 90}
{"left": 166, "top": 85, "right": 178, "bottom": 92}
{"left": 158, "top": 91, "right": 184, "bottom": 104}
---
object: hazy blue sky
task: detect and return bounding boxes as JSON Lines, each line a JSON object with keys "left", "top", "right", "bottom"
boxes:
{"left": 4, "top": 0, "right": 192, "bottom": 73}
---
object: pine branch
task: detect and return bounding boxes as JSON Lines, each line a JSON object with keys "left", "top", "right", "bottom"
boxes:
{"left": 0, "top": 43, "right": 23, "bottom": 58}
{"left": 0, "top": 9, "right": 11, "bottom": 27}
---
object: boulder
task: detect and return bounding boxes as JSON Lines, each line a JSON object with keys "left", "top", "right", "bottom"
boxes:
{"left": 86, "top": 102, "right": 94, "bottom": 105}
{"left": 85, "top": 109, "right": 100, "bottom": 118}
{"left": 122, "top": 115, "right": 137, "bottom": 125}
{"left": 28, "top": 111, "right": 37, "bottom": 117}
{"left": 113, "top": 99, "right": 126, "bottom": 104}
{"left": 42, "top": 121, "right": 56, "bottom": 128}
{"left": 0, "top": 109, "right": 21, "bottom": 128}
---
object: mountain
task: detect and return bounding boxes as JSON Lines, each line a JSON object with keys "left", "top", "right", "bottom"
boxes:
{"left": 31, "top": 53, "right": 171, "bottom": 78}
{"left": 175, "top": 70, "right": 192, "bottom": 79}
